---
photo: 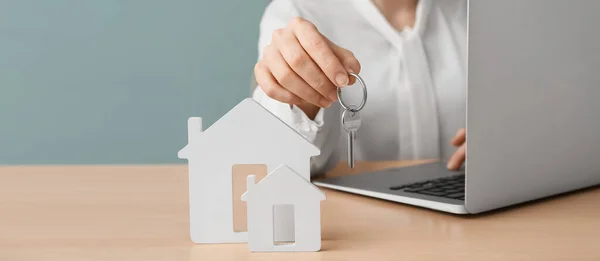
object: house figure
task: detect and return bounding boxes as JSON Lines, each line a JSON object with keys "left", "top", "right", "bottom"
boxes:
{"left": 242, "top": 165, "right": 326, "bottom": 252}
{"left": 178, "top": 98, "right": 320, "bottom": 244}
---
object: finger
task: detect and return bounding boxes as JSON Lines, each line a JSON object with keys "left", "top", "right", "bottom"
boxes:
{"left": 275, "top": 28, "right": 338, "bottom": 102}
{"left": 451, "top": 128, "right": 466, "bottom": 146}
{"left": 447, "top": 144, "right": 466, "bottom": 170}
{"left": 289, "top": 17, "right": 349, "bottom": 88}
{"left": 254, "top": 60, "right": 304, "bottom": 105}
{"left": 327, "top": 38, "right": 361, "bottom": 85}
{"left": 263, "top": 44, "right": 332, "bottom": 108}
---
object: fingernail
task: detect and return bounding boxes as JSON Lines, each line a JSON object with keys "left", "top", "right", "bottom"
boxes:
{"left": 447, "top": 162, "right": 454, "bottom": 169}
{"left": 328, "top": 91, "right": 338, "bottom": 101}
{"left": 335, "top": 73, "right": 348, "bottom": 87}
{"left": 320, "top": 98, "right": 332, "bottom": 108}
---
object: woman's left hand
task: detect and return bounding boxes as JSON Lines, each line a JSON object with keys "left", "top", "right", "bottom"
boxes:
{"left": 447, "top": 128, "right": 466, "bottom": 170}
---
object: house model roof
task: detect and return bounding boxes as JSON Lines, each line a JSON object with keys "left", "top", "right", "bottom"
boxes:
{"left": 241, "top": 165, "right": 326, "bottom": 201}
{"left": 178, "top": 98, "right": 320, "bottom": 159}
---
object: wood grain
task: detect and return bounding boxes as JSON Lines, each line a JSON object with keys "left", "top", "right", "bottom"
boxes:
{"left": 0, "top": 162, "right": 599, "bottom": 261}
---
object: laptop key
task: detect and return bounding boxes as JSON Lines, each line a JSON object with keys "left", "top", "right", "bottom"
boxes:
{"left": 405, "top": 183, "right": 437, "bottom": 192}
{"left": 404, "top": 187, "right": 427, "bottom": 193}
{"left": 427, "top": 188, "right": 444, "bottom": 192}
{"left": 413, "top": 183, "right": 434, "bottom": 189}
{"left": 446, "top": 192, "right": 464, "bottom": 199}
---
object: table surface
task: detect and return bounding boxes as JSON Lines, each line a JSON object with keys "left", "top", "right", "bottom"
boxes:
{"left": 1, "top": 161, "right": 599, "bottom": 261}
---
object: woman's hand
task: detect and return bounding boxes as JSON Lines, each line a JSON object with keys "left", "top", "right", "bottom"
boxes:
{"left": 254, "top": 17, "right": 361, "bottom": 116}
{"left": 447, "top": 128, "right": 466, "bottom": 170}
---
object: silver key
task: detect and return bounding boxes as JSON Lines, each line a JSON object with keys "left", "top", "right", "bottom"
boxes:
{"left": 342, "top": 108, "right": 362, "bottom": 168}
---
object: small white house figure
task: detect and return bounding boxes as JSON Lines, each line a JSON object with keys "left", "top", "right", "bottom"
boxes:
{"left": 178, "top": 98, "right": 321, "bottom": 244}
{"left": 242, "top": 165, "right": 326, "bottom": 252}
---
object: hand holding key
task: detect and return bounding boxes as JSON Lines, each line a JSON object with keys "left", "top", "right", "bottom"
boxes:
{"left": 339, "top": 72, "right": 368, "bottom": 168}
{"left": 254, "top": 17, "right": 361, "bottom": 113}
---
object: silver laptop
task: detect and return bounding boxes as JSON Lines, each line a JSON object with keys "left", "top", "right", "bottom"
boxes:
{"left": 313, "top": 0, "right": 600, "bottom": 214}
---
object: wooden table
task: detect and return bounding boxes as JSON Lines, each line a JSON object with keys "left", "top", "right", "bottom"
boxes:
{"left": 1, "top": 161, "right": 599, "bottom": 261}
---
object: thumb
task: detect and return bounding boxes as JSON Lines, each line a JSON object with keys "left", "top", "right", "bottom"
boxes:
{"left": 327, "top": 39, "right": 361, "bottom": 85}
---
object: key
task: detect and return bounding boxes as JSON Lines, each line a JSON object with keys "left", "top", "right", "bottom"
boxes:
{"left": 342, "top": 108, "right": 362, "bottom": 168}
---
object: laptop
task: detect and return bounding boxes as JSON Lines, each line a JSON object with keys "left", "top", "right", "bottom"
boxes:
{"left": 313, "top": 0, "right": 600, "bottom": 214}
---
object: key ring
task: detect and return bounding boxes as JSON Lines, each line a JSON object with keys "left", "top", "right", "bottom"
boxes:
{"left": 337, "top": 72, "right": 367, "bottom": 112}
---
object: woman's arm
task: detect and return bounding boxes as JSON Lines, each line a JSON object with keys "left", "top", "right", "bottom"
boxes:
{"left": 252, "top": 0, "right": 359, "bottom": 174}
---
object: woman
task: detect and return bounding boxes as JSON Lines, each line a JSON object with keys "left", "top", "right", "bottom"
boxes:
{"left": 252, "top": 0, "right": 467, "bottom": 175}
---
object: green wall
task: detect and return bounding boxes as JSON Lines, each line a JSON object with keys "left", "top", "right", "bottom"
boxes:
{"left": 0, "top": 0, "right": 269, "bottom": 164}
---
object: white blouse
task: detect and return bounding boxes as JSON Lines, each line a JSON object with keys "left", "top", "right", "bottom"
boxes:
{"left": 252, "top": 0, "right": 468, "bottom": 175}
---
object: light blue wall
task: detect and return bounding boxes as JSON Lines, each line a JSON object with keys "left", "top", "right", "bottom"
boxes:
{"left": 0, "top": 0, "right": 269, "bottom": 164}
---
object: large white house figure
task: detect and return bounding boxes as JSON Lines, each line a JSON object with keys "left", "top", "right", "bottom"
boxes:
{"left": 178, "top": 98, "right": 321, "bottom": 244}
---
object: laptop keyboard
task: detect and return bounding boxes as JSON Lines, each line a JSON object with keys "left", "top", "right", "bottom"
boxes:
{"left": 389, "top": 174, "right": 465, "bottom": 200}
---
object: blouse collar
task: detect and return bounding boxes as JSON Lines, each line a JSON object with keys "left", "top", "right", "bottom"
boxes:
{"left": 351, "top": 0, "right": 432, "bottom": 50}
